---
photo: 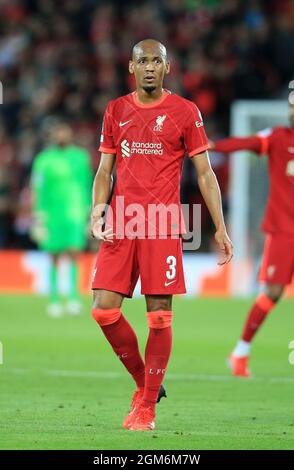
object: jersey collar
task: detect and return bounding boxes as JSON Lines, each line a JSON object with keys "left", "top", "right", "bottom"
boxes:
{"left": 132, "top": 89, "right": 170, "bottom": 108}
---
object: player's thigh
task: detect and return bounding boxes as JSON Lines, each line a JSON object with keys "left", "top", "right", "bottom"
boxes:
{"left": 137, "top": 236, "right": 186, "bottom": 295}
{"left": 259, "top": 233, "right": 294, "bottom": 285}
{"left": 92, "top": 237, "right": 139, "bottom": 298}
{"left": 41, "top": 230, "right": 66, "bottom": 252}
{"left": 54, "top": 220, "right": 87, "bottom": 251}
{"left": 41, "top": 219, "right": 70, "bottom": 252}
{"left": 65, "top": 222, "right": 88, "bottom": 251}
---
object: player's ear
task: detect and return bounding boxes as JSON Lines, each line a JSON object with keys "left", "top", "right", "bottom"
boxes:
{"left": 165, "top": 61, "right": 170, "bottom": 75}
{"left": 129, "top": 60, "right": 134, "bottom": 74}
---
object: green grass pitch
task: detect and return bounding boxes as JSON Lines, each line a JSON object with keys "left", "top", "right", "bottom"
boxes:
{"left": 0, "top": 294, "right": 294, "bottom": 450}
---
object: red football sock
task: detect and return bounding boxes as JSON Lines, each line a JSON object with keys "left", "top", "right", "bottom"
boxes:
{"left": 241, "top": 294, "right": 275, "bottom": 342}
{"left": 92, "top": 308, "right": 145, "bottom": 390}
{"left": 142, "top": 311, "right": 173, "bottom": 410}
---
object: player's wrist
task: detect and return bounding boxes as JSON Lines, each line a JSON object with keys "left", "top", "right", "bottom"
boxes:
{"left": 215, "top": 223, "right": 227, "bottom": 233}
{"left": 91, "top": 204, "right": 104, "bottom": 219}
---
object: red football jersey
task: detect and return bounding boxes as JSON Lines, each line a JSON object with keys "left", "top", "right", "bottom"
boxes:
{"left": 214, "top": 127, "right": 294, "bottom": 236}
{"left": 256, "top": 127, "right": 294, "bottom": 235}
{"left": 99, "top": 90, "right": 209, "bottom": 237}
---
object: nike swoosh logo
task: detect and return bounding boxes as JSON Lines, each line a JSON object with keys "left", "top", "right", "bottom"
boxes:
{"left": 164, "top": 280, "right": 176, "bottom": 287}
{"left": 119, "top": 120, "right": 132, "bottom": 127}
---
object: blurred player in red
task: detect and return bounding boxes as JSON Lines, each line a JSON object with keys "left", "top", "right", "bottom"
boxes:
{"left": 210, "top": 103, "right": 294, "bottom": 378}
{"left": 91, "top": 39, "right": 233, "bottom": 431}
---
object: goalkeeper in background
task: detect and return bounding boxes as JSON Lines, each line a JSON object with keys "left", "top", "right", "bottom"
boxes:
{"left": 31, "top": 123, "right": 92, "bottom": 317}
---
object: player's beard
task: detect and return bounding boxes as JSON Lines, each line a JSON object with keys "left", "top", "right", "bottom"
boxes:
{"left": 142, "top": 85, "right": 157, "bottom": 93}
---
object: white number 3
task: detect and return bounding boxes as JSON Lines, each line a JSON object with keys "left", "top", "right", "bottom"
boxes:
{"left": 166, "top": 256, "right": 177, "bottom": 280}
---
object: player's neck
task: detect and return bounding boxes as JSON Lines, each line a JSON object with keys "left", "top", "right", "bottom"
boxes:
{"left": 135, "top": 87, "right": 165, "bottom": 105}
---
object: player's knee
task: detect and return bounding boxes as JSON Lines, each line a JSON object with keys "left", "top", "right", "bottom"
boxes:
{"left": 92, "top": 290, "right": 122, "bottom": 310}
{"left": 92, "top": 296, "right": 111, "bottom": 310}
{"left": 265, "top": 284, "right": 284, "bottom": 303}
{"left": 147, "top": 310, "right": 173, "bottom": 329}
{"left": 91, "top": 307, "right": 121, "bottom": 326}
{"left": 146, "top": 296, "right": 172, "bottom": 312}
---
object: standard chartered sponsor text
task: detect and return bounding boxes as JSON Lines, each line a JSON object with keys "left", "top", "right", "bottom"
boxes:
{"left": 131, "top": 141, "right": 163, "bottom": 155}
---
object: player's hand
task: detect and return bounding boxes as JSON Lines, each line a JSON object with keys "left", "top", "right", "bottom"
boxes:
{"left": 91, "top": 216, "right": 114, "bottom": 243}
{"left": 214, "top": 227, "right": 233, "bottom": 265}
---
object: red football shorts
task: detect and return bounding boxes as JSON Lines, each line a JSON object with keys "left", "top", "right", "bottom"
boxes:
{"left": 259, "top": 233, "right": 294, "bottom": 285}
{"left": 92, "top": 236, "right": 186, "bottom": 297}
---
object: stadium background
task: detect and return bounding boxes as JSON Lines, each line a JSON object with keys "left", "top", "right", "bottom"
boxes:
{"left": 1, "top": 0, "right": 294, "bottom": 296}
{"left": 1, "top": 0, "right": 294, "bottom": 451}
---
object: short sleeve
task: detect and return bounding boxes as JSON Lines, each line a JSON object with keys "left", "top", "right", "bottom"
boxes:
{"left": 98, "top": 102, "right": 116, "bottom": 154}
{"left": 183, "top": 103, "right": 209, "bottom": 157}
{"left": 255, "top": 128, "right": 273, "bottom": 155}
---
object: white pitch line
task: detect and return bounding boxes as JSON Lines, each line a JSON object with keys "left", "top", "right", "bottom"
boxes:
{"left": 47, "top": 370, "right": 122, "bottom": 379}
{"left": 2, "top": 368, "right": 294, "bottom": 384}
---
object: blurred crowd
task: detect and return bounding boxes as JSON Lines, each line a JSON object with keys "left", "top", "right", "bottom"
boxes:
{"left": 1, "top": 0, "right": 293, "bottom": 249}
